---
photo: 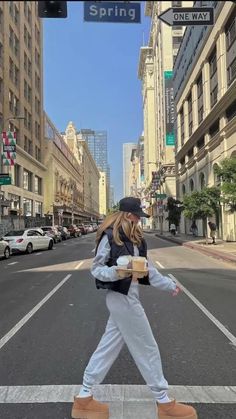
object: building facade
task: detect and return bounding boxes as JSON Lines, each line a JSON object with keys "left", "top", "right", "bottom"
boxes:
{"left": 44, "top": 114, "right": 85, "bottom": 226}
{"left": 63, "top": 122, "right": 100, "bottom": 222}
{"left": 99, "top": 171, "right": 107, "bottom": 217}
{"left": 123, "top": 142, "right": 137, "bottom": 196}
{"left": 138, "top": 1, "right": 192, "bottom": 230}
{"left": 0, "top": 1, "right": 45, "bottom": 230}
{"left": 174, "top": 1, "right": 236, "bottom": 240}
{"left": 79, "top": 128, "right": 110, "bottom": 208}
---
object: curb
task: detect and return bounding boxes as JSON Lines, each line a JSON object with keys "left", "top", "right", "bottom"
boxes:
{"left": 154, "top": 233, "right": 236, "bottom": 265}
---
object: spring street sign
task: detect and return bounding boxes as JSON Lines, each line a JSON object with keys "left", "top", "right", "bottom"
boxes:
{"left": 0, "top": 174, "right": 12, "bottom": 185}
{"left": 84, "top": 1, "right": 141, "bottom": 23}
{"left": 158, "top": 7, "right": 214, "bottom": 26}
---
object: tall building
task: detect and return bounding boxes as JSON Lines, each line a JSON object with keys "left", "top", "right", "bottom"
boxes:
{"left": 174, "top": 1, "right": 236, "bottom": 240}
{"left": 123, "top": 142, "right": 136, "bottom": 196}
{"left": 0, "top": 1, "right": 45, "bottom": 226}
{"left": 138, "top": 1, "right": 192, "bottom": 230}
{"left": 62, "top": 122, "right": 100, "bottom": 221}
{"left": 79, "top": 129, "right": 110, "bottom": 207}
{"left": 99, "top": 171, "right": 107, "bottom": 217}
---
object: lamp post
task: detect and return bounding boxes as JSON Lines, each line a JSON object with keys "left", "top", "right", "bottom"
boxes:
{"left": 0, "top": 116, "right": 25, "bottom": 224}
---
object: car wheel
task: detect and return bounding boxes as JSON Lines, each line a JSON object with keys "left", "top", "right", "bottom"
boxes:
{"left": 4, "top": 247, "right": 10, "bottom": 259}
{"left": 48, "top": 240, "right": 53, "bottom": 250}
{"left": 26, "top": 243, "right": 33, "bottom": 254}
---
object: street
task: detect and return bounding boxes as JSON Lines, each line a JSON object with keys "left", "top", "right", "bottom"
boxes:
{"left": 0, "top": 232, "right": 236, "bottom": 419}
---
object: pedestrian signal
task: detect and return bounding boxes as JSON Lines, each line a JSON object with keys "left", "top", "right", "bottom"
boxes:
{"left": 38, "top": 1, "right": 67, "bottom": 18}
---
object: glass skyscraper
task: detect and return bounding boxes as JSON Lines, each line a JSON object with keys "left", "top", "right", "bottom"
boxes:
{"left": 79, "top": 129, "right": 110, "bottom": 206}
{"left": 80, "top": 129, "right": 108, "bottom": 174}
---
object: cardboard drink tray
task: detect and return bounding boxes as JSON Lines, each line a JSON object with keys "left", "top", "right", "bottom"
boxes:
{"left": 116, "top": 267, "right": 148, "bottom": 275}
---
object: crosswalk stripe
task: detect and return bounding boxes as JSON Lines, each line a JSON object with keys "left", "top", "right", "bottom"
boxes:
{"left": 0, "top": 385, "right": 235, "bottom": 404}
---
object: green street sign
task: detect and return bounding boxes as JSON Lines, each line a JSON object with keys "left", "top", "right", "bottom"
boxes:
{"left": 0, "top": 176, "right": 12, "bottom": 185}
{"left": 166, "top": 133, "right": 175, "bottom": 145}
{"left": 156, "top": 193, "right": 167, "bottom": 199}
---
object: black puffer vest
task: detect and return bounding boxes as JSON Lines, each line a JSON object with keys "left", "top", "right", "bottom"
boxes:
{"left": 95, "top": 227, "right": 150, "bottom": 295}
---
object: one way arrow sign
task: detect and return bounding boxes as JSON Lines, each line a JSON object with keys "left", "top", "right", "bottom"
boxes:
{"left": 158, "top": 7, "right": 214, "bottom": 26}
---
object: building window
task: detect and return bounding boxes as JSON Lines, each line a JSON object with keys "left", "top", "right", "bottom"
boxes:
{"left": 180, "top": 108, "right": 184, "bottom": 145}
{"left": 23, "top": 198, "right": 32, "bottom": 216}
{"left": 197, "top": 136, "right": 205, "bottom": 150}
{"left": 225, "top": 10, "right": 236, "bottom": 50}
{"left": 0, "top": 42, "right": 2, "bottom": 68}
{"left": 23, "top": 170, "right": 32, "bottom": 191}
{"left": 35, "top": 201, "right": 42, "bottom": 216}
{"left": 189, "top": 179, "right": 194, "bottom": 192}
{"left": 227, "top": 57, "right": 236, "bottom": 86}
{"left": 226, "top": 99, "right": 236, "bottom": 121}
{"left": 35, "top": 176, "right": 42, "bottom": 195}
{"left": 209, "top": 48, "right": 218, "bottom": 107}
{"left": 197, "top": 74, "right": 203, "bottom": 124}
{"left": 188, "top": 147, "right": 194, "bottom": 159}
{"left": 14, "top": 164, "right": 21, "bottom": 187}
{"left": 188, "top": 93, "right": 192, "bottom": 136}
{"left": 209, "top": 120, "right": 219, "bottom": 138}
{"left": 35, "top": 146, "right": 41, "bottom": 162}
{"left": 199, "top": 173, "right": 205, "bottom": 190}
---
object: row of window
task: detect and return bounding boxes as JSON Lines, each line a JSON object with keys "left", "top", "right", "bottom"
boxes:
{"left": 179, "top": 98, "right": 236, "bottom": 168}
{"left": 14, "top": 165, "right": 42, "bottom": 194}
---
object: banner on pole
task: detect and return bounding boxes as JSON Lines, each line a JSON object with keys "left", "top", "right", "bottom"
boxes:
{"left": 2, "top": 131, "right": 17, "bottom": 166}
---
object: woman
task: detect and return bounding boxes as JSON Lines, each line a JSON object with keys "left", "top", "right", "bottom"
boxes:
{"left": 71, "top": 197, "right": 197, "bottom": 419}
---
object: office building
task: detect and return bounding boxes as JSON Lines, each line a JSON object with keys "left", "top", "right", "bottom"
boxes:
{"left": 123, "top": 142, "right": 136, "bottom": 196}
{"left": 0, "top": 1, "right": 45, "bottom": 228}
{"left": 174, "top": 1, "right": 236, "bottom": 240}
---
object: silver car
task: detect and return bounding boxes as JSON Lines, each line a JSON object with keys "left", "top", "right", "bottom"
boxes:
{"left": 0, "top": 238, "right": 11, "bottom": 259}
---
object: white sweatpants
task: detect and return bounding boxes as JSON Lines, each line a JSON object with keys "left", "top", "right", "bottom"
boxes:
{"left": 83, "top": 283, "right": 169, "bottom": 398}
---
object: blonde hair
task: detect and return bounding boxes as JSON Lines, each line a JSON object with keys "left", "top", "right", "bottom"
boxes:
{"left": 96, "top": 211, "right": 143, "bottom": 246}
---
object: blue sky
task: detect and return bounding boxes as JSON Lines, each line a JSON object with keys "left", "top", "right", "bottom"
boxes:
{"left": 43, "top": 1, "right": 150, "bottom": 202}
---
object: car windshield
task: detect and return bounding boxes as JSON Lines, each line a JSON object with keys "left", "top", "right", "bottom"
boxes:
{"left": 5, "top": 230, "right": 25, "bottom": 236}
{"left": 41, "top": 227, "right": 52, "bottom": 231}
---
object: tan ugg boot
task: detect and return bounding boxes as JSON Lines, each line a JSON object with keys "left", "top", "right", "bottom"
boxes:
{"left": 71, "top": 396, "right": 109, "bottom": 419}
{"left": 157, "top": 399, "right": 197, "bottom": 419}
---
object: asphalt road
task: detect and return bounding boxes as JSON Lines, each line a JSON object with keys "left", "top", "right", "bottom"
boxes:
{"left": 0, "top": 232, "right": 235, "bottom": 418}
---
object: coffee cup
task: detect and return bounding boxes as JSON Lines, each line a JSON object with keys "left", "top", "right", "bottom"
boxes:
{"left": 117, "top": 256, "right": 130, "bottom": 269}
{"left": 132, "top": 256, "right": 147, "bottom": 271}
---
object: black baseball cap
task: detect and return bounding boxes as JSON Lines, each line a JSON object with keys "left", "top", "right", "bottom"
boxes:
{"left": 119, "top": 197, "right": 150, "bottom": 218}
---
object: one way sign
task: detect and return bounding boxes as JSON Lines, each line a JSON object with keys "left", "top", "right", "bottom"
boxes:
{"left": 158, "top": 7, "right": 214, "bottom": 26}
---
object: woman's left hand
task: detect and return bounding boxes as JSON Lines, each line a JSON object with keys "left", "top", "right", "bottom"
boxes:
{"left": 172, "top": 285, "right": 181, "bottom": 296}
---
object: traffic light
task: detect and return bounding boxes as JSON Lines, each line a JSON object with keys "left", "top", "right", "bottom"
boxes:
{"left": 38, "top": 1, "right": 67, "bottom": 18}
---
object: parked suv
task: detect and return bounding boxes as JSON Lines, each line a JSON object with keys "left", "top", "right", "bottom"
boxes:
{"left": 57, "top": 226, "right": 70, "bottom": 240}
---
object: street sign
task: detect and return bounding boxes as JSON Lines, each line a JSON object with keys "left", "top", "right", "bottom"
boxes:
{"left": 156, "top": 194, "right": 167, "bottom": 199}
{"left": 0, "top": 174, "right": 11, "bottom": 185}
{"left": 164, "top": 71, "right": 175, "bottom": 146}
{"left": 158, "top": 7, "right": 214, "bottom": 27}
{"left": 84, "top": 1, "right": 141, "bottom": 23}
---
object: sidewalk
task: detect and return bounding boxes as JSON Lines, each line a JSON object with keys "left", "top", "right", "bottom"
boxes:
{"left": 144, "top": 229, "right": 236, "bottom": 265}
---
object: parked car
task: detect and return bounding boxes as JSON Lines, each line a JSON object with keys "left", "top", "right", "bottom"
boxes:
{"left": 77, "top": 224, "right": 88, "bottom": 235}
{"left": 57, "top": 226, "right": 70, "bottom": 240}
{"left": 0, "top": 238, "right": 11, "bottom": 259}
{"left": 92, "top": 223, "right": 98, "bottom": 232}
{"left": 3, "top": 229, "right": 54, "bottom": 254}
{"left": 86, "top": 224, "right": 94, "bottom": 233}
{"left": 40, "top": 226, "right": 62, "bottom": 243}
{"left": 66, "top": 224, "right": 81, "bottom": 238}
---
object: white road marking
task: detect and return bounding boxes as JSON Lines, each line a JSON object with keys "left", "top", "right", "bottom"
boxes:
{"left": 0, "top": 274, "right": 72, "bottom": 350}
{"left": 7, "top": 261, "right": 18, "bottom": 265}
{"left": 0, "top": 384, "right": 235, "bottom": 403}
{"left": 74, "top": 261, "right": 84, "bottom": 270}
{"left": 35, "top": 252, "right": 42, "bottom": 255}
{"left": 169, "top": 273, "right": 236, "bottom": 347}
{"left": 155, "top": 260, "right": 165, "bottom": 269}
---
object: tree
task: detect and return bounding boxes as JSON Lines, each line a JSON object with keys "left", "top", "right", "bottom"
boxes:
{"left": 166, "top": 197, "right": 183, "bottom": 228}
{"left": 107, "top": 202, "right": 119, "bottom": 215}
{"left": 183, "top": 187, "right": 221, "bottom": 243}
{"left": 214, "top": 157, "right": 236, "bottom": 212}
